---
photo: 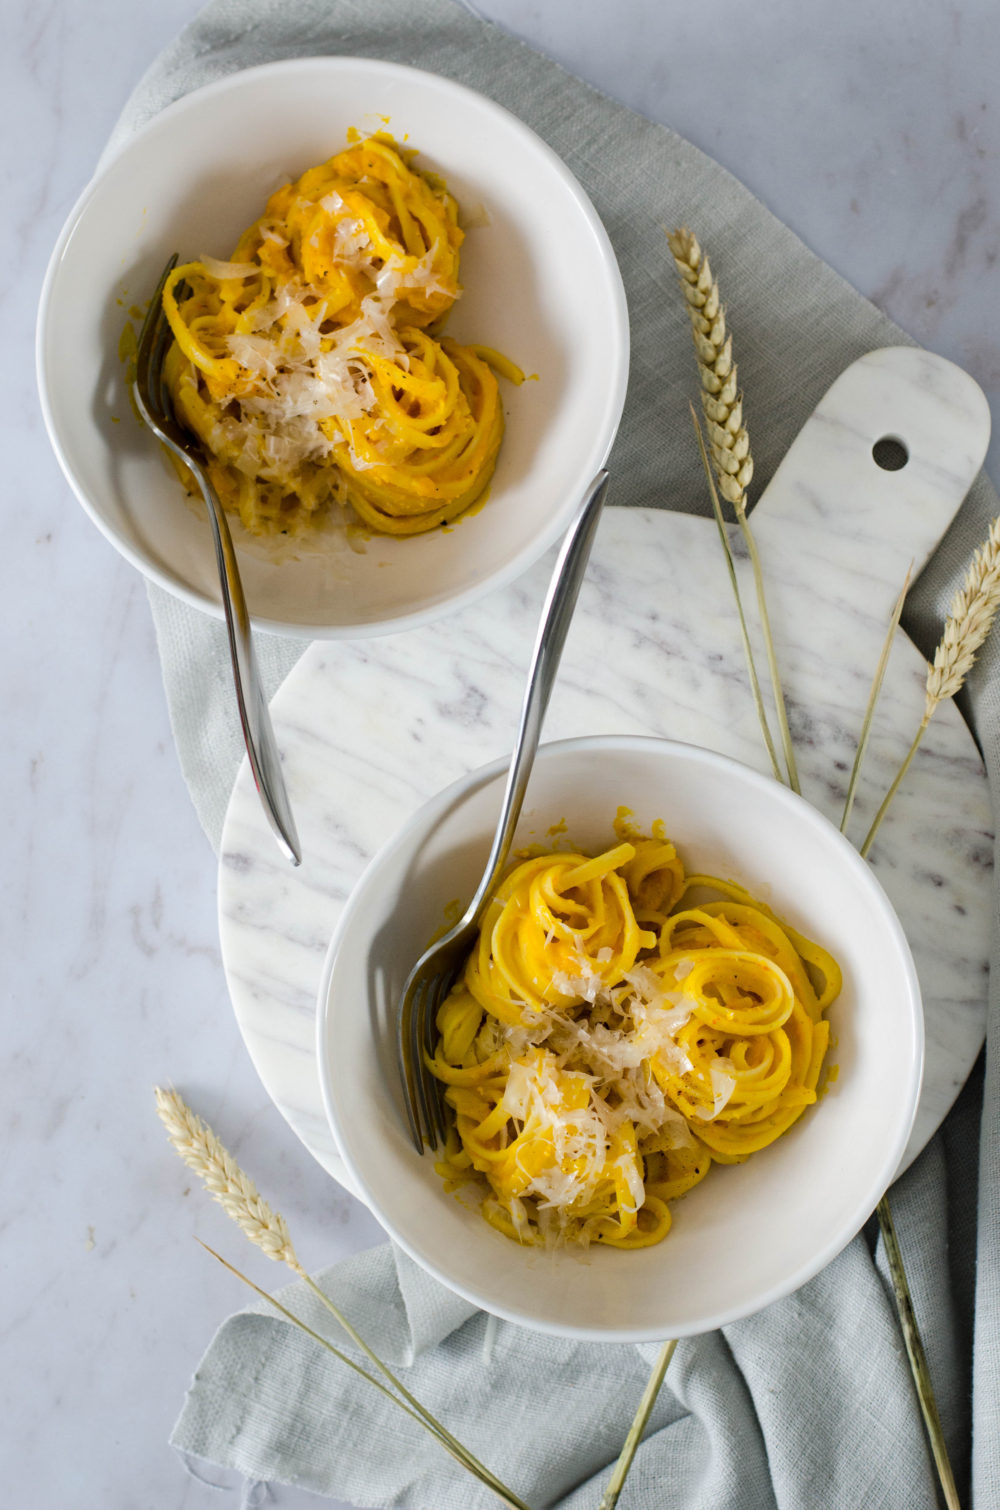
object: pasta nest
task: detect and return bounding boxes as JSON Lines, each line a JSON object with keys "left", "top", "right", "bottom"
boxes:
{"left": 428, "top": 836, "right": 840, "bottom": 1250}
{"left": 160, "top": 136, "right": 519, "bottom": 538}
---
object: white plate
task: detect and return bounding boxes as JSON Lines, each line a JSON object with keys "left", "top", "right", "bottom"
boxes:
{"left": 37, "top": 58, "right": 628, "bottom": 637}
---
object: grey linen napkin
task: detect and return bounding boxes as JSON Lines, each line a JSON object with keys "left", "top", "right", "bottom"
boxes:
{"left": 105, "top": 1, "right": 1000, "bottom": 1505}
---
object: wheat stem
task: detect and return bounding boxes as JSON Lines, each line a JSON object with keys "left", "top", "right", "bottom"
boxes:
{"left": 859, "top": 717, "right": 928, "bottom": 858}
{"left": 740, "top": 518, "right": 801, "bottom": 792}
{"left": 199, "top": 1243, "right": 530, "bottom": 1510}
{"left": 598, "top": 1339, "right": 677, "bottom": 1510}
{"left": 297, "top": 1274, "right": 520, "bottom": 1505}
{"left": 691, "top": 406, "right": 783, "bottom": 782}
{"left": 155, "top": 1088, "right": 531, "bottom": 1510}
{"left": 198, "top": 1242, "right": 428, "bottom": 1424}
{"left": 669, "top": 228, "right": 799, "bottom": 792}
{"left": 841, "top": 566, "right": 912, "bottom": 836}
{"left": 876, "top": 1200, "right": 962, "bottom": 1510}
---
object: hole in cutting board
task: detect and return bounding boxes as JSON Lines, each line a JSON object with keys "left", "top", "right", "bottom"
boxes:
{"left": 872, "top": 436, "right": 909, "bottom": 471}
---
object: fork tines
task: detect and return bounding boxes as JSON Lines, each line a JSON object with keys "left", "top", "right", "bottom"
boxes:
{"left": 399, "top": 969, "right": 452, "bottom": 1153}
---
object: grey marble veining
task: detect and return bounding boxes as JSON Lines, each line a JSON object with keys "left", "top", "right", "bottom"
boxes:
{"left": 220, "top": 349, "right": 993, "bottom": 1193}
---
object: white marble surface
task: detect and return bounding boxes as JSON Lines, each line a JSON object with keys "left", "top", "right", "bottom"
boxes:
{"left": 7, "top": 3, "right": 1000, "bottom": 1507}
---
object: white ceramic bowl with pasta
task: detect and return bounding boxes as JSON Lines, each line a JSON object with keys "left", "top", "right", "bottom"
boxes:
{"left": 317, "top": 735, "right": 923, "bottom": 1341}
{"left": 37, "top": 59, "right": 628, "bottom": 637}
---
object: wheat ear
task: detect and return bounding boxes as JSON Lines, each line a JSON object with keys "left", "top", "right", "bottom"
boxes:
{"left": 154, "top": 1088, "right": 530, "bottom": 1510}
{"left": 668, "top": 228, "right": 800, "bottom": 792}
{"left": 924, "top": 516, "right": 1000, "bottom": 711}
{"left": 154, "top": 1086, "right": 302, "bottom": 1269}
{"left": 861, "top": 517, "right": 1000, "bottom": 857}
{"left": 667, "top": 228, "right": 753, "bottom": 510}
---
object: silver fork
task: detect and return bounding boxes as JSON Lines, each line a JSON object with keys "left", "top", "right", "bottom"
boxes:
{"left": 132, "top": 254, "right": 302, "bottom": 867}
{"left": 397, "top": 470, "right": 610, "bottom": 1152}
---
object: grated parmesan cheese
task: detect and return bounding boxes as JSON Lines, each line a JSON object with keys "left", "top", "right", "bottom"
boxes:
{"left": 693, "top": 1060, "right": 737, "bottom": 1121}
{"left": 492, "top": 954, "right": 706, "bottom": 1234}
{"left": 198, "top": 254, "right": 261, "bottom": 280}
{"left": 211, "top": 226, "right": 448, "bottom": 478}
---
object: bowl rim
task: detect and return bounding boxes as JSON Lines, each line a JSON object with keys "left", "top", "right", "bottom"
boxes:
{"left": 35, "top": 55, "right": 630, "bottom": 640}
{"left": 316, "top": 733, "right": 925, "bottom": 1340}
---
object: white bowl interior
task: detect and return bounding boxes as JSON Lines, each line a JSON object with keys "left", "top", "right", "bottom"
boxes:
{"left": 318, "top": 736, "right": 923, "bottom": 1340}
{"left": 38, "top": 59, "right": 628, "bottom": 637}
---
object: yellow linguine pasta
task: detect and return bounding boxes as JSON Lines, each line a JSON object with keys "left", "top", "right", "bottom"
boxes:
{"left": 429, "top": 828, "right": 841, "bottom": 1249}
{"left": 160, "top": 135, "right": 520, "bottom": 538}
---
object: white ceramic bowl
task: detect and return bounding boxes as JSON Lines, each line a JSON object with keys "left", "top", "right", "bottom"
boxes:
{"left": 318, "top": 735, "right": 923, "bottom": 1341}
{"left": 37, "top": 59, "right": 628, "bottom": 637}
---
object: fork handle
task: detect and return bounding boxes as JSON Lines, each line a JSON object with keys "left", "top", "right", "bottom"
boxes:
{"left": 462, "top": 470, "right": 609, "bottom": 925}
{"left": 195, "top": 472, "right": 303, "bottom": 866}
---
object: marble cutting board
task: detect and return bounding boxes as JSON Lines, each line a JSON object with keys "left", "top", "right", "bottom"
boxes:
{"left": 218, "top": 346, "right": 993, "bottom": 1200}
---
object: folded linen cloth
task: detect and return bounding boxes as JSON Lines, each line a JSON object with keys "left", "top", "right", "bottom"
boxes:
{"left": 103, "top": 1, "right": 1000, "bottom": 1505}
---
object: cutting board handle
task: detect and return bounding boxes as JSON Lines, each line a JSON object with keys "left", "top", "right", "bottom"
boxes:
{"left": 751, "top": 346, "right": 991, "bottom": 625}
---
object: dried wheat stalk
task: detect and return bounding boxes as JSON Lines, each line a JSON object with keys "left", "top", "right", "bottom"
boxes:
{"left": 153, "top": 1087, "right": 529, "bottom": 1509}
{"left": 154, "top": 1086, "right": 305, "bottom": 1273}
{"left": 876, "top": 1198, "right": 961, "bottom": 1510}
{"left": 668, "top": 226, "right": 799, "bottom": 791}
{"left": 840, "top": 566, "right": 912, "bottom": 835}
{"left": 861, "top": 516, "right": 1000, "bottom": 857}
{"left": 667, "top": 227, "right": 754, "bottom": 513}
{"left": 925, "top": 516, "right": 1000, "bottom": 712}
{"left": 691, "top": 403, "right": 783, "bottom": 782}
